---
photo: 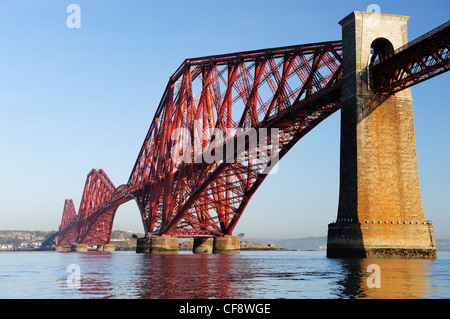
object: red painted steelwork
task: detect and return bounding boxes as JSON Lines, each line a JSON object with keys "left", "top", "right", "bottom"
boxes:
{"left": 75, "top": 169, "right": 119, "bottom": 245}
{"left": 57, "top": 199, "right": 77, "bottom": 246}
{"left": 370, "top": 20, "right": 450, "bottom": 93}
{"left": 57, "top": 20, "right": 450, "bottom": 246}
{"left": 128, "top": 41, "right": 343, "bottom": 237}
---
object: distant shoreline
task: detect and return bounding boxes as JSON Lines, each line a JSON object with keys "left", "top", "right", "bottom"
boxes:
{"left": 178, "top": 239, "right": 295, "bottom": 252}
{"left": 2, "top": 230, "right": 450, "bottom": 251}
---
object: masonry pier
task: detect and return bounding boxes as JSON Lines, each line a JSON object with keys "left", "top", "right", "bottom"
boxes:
{"left": 136, "top": 235, "right": 241, "bottom": 254}
{"left": 192, "top": 237, "right": 214, "bottom": 254}
{"left": 213, "top": 236, "right": 241, "bottom": 254}
{"left": 71, "top": 244, "right": 88, "bottom": 252}
{"left": 97, "top": 244, "right": 115, "bottom": 252}
{"left": 327, "top": 11, "right": 437, "bottom": 259}
{"left": 150, "top": 236, "right": 179, "bottom": 254}
{"left": 136, "top": 236, "right": 178, "bottom": 254}
{"left": 136, "top": 237, "right": 151, "bottom": 253}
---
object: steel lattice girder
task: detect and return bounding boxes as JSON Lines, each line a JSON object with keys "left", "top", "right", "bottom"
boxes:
{"left": 370, "top": 20, "right": 450, "bottom": 94}
{"left": 57, "top": 199, "right": 77, "bottom": 247}
{"left": 75, "top": 169, "right": 118, "bottom": 244}
{"left": 58, "top": 20, "right": 450, "bottom": 244}
{"left": 127, "top": 41, "right": 343, "bottom": 237}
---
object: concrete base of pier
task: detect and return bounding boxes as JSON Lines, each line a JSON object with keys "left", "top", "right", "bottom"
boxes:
{"left": 56, "top": 246, "right": 71, "bottom": 252}
{"left": 326, "top": 222, "right": 437, "bottom": 259}
{"left": 213, "top": 236, "right": 240, "bottom": 254}
{"left": 71, "top": 244, "right": 88, "bottom": 252}
{"left": 136, "top": 237, "right": 151, "bottom": 253}
{"left": 193, "top": 237, "right": 214, "bottom": 254}
{"left": 150, "top": 236, "right": 179, "bottom": 254}
{"left": 97, "top": 244, "right": 115, "bottom": 252}
{"left": 136, "top": 236, "right": 179, "bottom": 254}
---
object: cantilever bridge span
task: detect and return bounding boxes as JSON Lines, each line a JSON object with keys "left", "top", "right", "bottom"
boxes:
{"left": 57, "top": 12, "right": 449, "bottom": 256}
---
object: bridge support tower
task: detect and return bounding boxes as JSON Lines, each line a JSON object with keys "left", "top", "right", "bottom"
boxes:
{"left": 327, "top": 11, "right": 437, "bottom": 258}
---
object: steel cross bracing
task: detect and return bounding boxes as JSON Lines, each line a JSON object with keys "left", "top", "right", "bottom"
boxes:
{"left": 127, "top": 41, "right": 343, "bottom": 238}
{"left": 57, "top": 41, "right": 344, "bottom": 245}
{"left": 57, "top": 199, "right": 77, "bottom": 247}
{"left": 57, "top": 19, "right": 450, "bottom": 247}
{"left": 370, "top": 20, "right": 449, "bottom": 93}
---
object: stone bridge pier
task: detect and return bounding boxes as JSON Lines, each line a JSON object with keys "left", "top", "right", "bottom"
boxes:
{"left": 327, "top": 12, "right": 437, "bottom": 258}
{"left": 136, "top": 236, "right": 241, "bottom": 254}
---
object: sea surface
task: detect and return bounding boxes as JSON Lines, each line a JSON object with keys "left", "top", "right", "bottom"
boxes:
{"left": 1, "top": 250, "right": 450, "bottom": 299}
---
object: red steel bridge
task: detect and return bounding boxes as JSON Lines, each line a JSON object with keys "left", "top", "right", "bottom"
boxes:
{"left": 57, "top": 18, "right": 449, "bottom": 248}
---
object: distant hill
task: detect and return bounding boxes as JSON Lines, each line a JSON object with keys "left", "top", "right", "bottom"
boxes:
{"left": 436, "top": 239, "right": 450, "bottom": 251}
{"left": 275, "top": 237, "right": 328, "bottom": 250}
{"left": 0, "top": 230, "right": 57, "bottom": 250}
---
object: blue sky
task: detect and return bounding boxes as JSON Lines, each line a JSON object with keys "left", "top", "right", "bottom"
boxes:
{"left": 0, "top": 0, "right": 449, "bottom": 239}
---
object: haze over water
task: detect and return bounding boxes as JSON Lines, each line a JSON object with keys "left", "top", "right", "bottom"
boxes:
{"left": 1, "top": 250, "right": 449, "bottom": 299}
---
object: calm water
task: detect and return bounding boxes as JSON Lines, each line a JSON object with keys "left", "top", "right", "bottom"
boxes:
{"left": 1, "top": 250, "right": 450, "bottom": 299}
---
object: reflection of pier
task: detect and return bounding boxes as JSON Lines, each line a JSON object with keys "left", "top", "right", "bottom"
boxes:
{"left": 134, "top": 254, "right": 253, "bottom": 299}
{"left": 59, "top": 252, "right": 439, "bottom": 299}
{"left": 334, "top": 258, "right": 436, "bottom": 298}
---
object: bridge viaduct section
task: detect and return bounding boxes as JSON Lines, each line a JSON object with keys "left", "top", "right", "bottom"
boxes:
{"left": 327, "top": 12, "right": 436, "bottom": 258}
{"left": 57, "top": 11, "right": 447, "bottom": 258}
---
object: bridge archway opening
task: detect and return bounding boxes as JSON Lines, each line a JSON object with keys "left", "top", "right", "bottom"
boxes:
{"left": 370, "top": 37, "right": 394, "bottom": 64}
{"left": 111, "top": 200, "right": 145, "bottom": 235}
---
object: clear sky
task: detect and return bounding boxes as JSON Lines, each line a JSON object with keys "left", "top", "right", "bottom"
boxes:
{"left": 0, "top": 0, "right": 449, "bottom": 239}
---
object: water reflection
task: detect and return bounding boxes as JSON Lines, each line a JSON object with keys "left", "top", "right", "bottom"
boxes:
{"left": 133, "top": 253, "right": 255, "bottom": 298}
{"left": 58, "top": 252, "right": 118, "bottom": 298}
{"left": 54, "top": 251, "right": 442, "bottom": 299}
{"left": 132, "top": 253, "right": 438, "bottom": 299}
{"left": 333, "top": 257, "right": 437, "bottom": 298}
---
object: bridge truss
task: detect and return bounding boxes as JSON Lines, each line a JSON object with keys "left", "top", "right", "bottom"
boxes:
{"left": 57, "top": 19, "right": 449, "bottom": 247}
